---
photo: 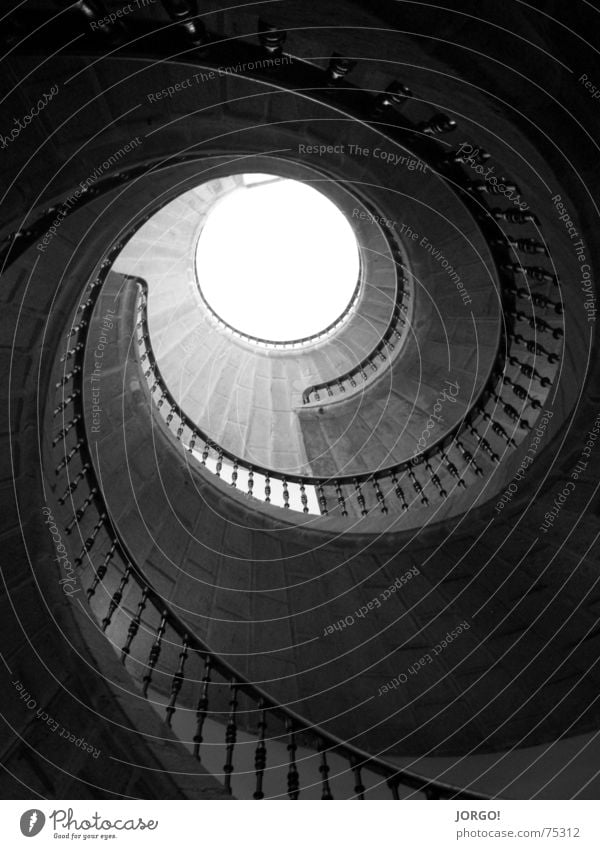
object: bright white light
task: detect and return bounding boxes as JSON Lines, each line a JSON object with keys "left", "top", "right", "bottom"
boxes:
{"left": 195, "top": 175, "right": 360, "bottom": 342}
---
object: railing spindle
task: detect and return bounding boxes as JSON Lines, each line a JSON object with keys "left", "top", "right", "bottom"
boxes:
{"left": 223, "top": 682, "right": 238, "bottom": 795}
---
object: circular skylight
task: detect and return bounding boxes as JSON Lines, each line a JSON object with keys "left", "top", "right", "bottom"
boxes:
{"left": 195, "top": 174, "right": 361, "bottom": 343}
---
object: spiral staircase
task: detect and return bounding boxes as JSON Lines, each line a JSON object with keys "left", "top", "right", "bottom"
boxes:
{"left": 1, "top": 0, "right": 600, "bottom": 800}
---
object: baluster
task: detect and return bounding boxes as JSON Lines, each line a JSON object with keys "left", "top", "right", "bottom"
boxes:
{"left": 286, "top": 719, "right": 300, "bottom": 799}
{"left": 318, "top": 742, "right": 334, "bottom": 799}
{"left": 530, "top": 315, "right": 563, "bottom": 339}
{"left": 163, "top": 0, "right": 207, "bottom": 45}
{"left": 425, "top": 461, "right": 447, "bottom": 497}
{"left": 444, "top": 145, "right": 490, "bottom": 166}
{"left": 53, "top": 390, "right": 80, "bottom": 417}
{"left": 478, "top": 407, "right": 517, "bottom": 447}
{"left": 326, "top": 385, "right": 334, "bottom": 397}
{"left": 248, "top": 467, "right": 254, "bottom": 497}
{"left": 231, "top": 458, "right": 238, "bottom": 488}
{"left": 74, "top": 487, "right": 99, "bottom": 521}
{"left": 373, "top": 80, "right": 412, "bottom": 115}
{"left": 334, "top": 480, "right": 348, "bottom": 516}
{"left": 166, "top": 636, "right": 189, "bottom": 727}
{"left": 513, "top": 288, "right": 562, "bottom": 314}
{"left": 326, "top": 52, "right": 356, "bottom": 85}
{"left": 439, "top": 450, "right": 466, "bottom": 488}
{"left": 223, "top": 682, "right": 238, "bottom": 795}
{"left": 86, "top": 542, "right": 116, "bottom": 599}
{"left": 102, "top": 564, "right": 131, "bottom": 632}
{"left": 408, "top": 467, "right": 429, "bottom": 505}
{"left": 372, "top": 477, "right": 388, "bottom": 513}
{"left": 353, "top": 478, "right": 368, "bottom": 516}
{"left": 299, "top": 480, "right": 308, "bottom": 514}
{"left": 350, "top": 756, "right": 366, "bottom": 799}
{"left": 52, "top": 414, "right": 82, "bottom": 446}
{"left": 253, "top": 701, "right": 268, "bottom": 800}
{"left": 499, "top": 235, "right": 547, "bottom": 255}
{"left": 349, "top": 374, "right": 357, "bottom": 388}
{"left": 456, "top": 440, "right": 484, "bottom": 475}
{"left": 419, "top": 113, "right": 456, "bottom": 135}
{"left": 55, "top": 365, "right": 81, "bottom": 387}
{"left": 78, "top": 297, "right": 93, "bottom": 313}
{"left": 493, "top": 391, "right": 531, "bottom": 430}
{"left": 387, "top": 777, "right": 401, "bottom": 800}
{"left": 121, "top": 587, "right": 149, "bottom": 661}
{"left": 317, "top": 483, "right": 328, "bottom": 515}
{"left": 58, "top": 462, "right": 89, "bottom": 505}
{"left": 336, "top": 379, "right": 346, "bottom": 394}
{"left": 68, "top": 321, "right": 88, "bottom": 338}
{"left": 423, "top": 785, "right": 441, "bottom": 800}
{"left": 193, "top": 655, "right": 212, "bottom": 760}
{"left": 55, "top": 438, "right": 84, "bottom": 473}
{"left": 257, "top": 18, "right": 287, "bottom": 56}
{"left": 282, "top": 477, "right": 290, "bottom": 508}
{"left": 522, "top": 265, "right": 557, "bottom": 284}
{"left": 142, "top": 611, "right": 167, "bottom": 697}
{"left": 84, "top": 512, "right": 106, "bottom": 553}
{"left": 467, "top": 423, "right": 500, "bottom": 462}
{"left": 264, "top": 473, "right": 271, "bottom": 503}
{"left": 391, "top": 473, "right": 409, "bottom": 510}
{"left": 509, "top": 333, "right": 559, "bottom": 363}
{"left": 492, "top": 208, "right": 539, "bottom": 225}
{"left": 215, "top": 449, "right": 223, "bottom": 477}
{"left": 507, "top": 354, "right": 551, "bottom": 386}
{"left": 501, "top": 375, "right": 541, "bottom": 409}
{"left": 166, "top": 404, "right": 177, "bottom": 426}
{"left": 314, "top": 389, "right": 321, "bottom": 402}
{"left": 486, "top": 178, "right": 520, "bottom": 196}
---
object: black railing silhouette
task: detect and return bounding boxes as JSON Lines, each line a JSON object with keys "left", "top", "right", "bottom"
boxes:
{"left": 136, "top": 268, "right": 561, "bottom": 517}
{"left": 47, "top": 260, "right": 487, "bottom": 800}
{"left": 9, "top": 0, "right": 565, "bottom": 797}
{"left": 301, "top": 239, "right": 411, "bottom": 403}
{"left": 0, "top": 43, "right": 564, "bottom": 519}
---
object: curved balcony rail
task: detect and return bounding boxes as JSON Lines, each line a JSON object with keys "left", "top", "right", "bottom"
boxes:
{"left": 47, "top": 255, "right": 486, "bottom": 800}
{"left": 137, "top": 247, "right": 562, "bottom": 518}
{"left": 4, "top": 14, "right": 563, "bottom": 523}
{"left": 301, "top": 221, "right": 411, "bottom": 404}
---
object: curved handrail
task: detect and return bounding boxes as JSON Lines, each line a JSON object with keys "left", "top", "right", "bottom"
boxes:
{"left": 5, "top": 23, "right": 563, "bottom": 522}
{"left": 48, "top": 257, "right": 487, "bottom": 800}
